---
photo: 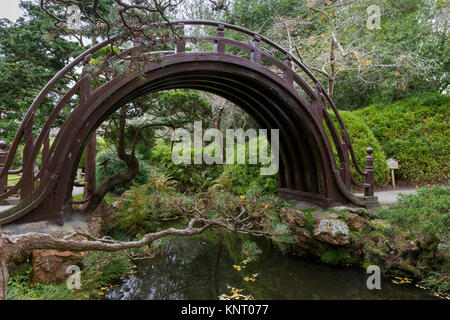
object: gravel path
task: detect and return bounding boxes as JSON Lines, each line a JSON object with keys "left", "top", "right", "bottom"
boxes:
{"left": 356, "top": 188, "right": 418, "bottom": 205}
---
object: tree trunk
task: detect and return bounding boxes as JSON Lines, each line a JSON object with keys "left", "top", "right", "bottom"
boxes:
{"left": 82, "top": 153, "right": 139, "bottom": 213}
{"left": 81, "top": 108, "right": 139, "bottom": 213}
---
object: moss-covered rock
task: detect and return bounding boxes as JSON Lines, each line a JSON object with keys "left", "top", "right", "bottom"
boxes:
{"left": 320, "top": 247, "right": 359, "bottom": 265}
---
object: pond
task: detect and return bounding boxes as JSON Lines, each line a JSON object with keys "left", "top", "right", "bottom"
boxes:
{"left": 107, "top": 236, "right": 439, "bottom": 300}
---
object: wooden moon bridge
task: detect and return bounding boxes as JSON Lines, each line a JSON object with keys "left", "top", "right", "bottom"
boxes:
{"left": 0, "top": 21, "right": 377, "bottom": 226}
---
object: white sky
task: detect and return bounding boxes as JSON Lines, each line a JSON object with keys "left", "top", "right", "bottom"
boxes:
{"left": 0, "top": 0, "right": 25, "bottom": 21}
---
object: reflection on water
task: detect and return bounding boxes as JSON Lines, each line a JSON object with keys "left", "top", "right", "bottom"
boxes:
{"left": 107, "top": 236, "right": 438, "bottom": 300}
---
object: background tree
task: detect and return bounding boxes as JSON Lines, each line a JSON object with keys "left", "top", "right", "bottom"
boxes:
{"left": 225, "top": 0, "right": 448, "bottom": 109}
{"left": 0, "top": 1, "right": 83, "bottom": 143}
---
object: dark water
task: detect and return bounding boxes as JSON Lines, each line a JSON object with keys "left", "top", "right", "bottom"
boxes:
{"left": 107, "top": 236, "right": 439, "bottom": 300}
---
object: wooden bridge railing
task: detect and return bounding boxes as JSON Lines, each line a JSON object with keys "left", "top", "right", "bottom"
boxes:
{"left": 0, "top": 20, "right": 372, "bottom": 203}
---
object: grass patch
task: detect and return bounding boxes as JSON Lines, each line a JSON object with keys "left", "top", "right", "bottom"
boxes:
{"left": 304, "top": 212, "right": 316, "bottom": 233}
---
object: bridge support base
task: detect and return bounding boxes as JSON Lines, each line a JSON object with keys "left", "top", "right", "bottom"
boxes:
{"left": 363, "top": 196, "right": 379, "bottom": 209}
{"left": 278, "top": 188, "right": 343, "bottom": 209}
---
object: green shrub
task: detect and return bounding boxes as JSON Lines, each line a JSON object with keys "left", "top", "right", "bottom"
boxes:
{"left": 149, "top": 141, "right": 223, "bottom": 192}
{"left": 379, "top": 186, "right": 450, "bottom": 242}
{"left": 355, "top": 93, "right": 450, "bottom": 184}
{"left": 149, "top": 138, "right": 279, "bottom": 194}
{"left": 225, "top": 163, "right": 279, "bottom": 195}
{"left": 113, "top": 185, "right": 191, "bottom": 235}
{"left": 329, "top": 110, "right": 390, "bottom": 186}
{"left": 96, "top": 148, "right": 151, "bottom": 195}
{"left": 419, "top": 271, "right": 450, "bottom": 295}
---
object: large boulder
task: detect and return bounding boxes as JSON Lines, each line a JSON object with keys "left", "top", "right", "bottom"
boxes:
{"left": 32, "top": 241, "right": 87, "bottom": 284}
{"left": 280, "top": 208, "right": 306, "bottom": 228}
{"left": 294, "top": 228, "right": 329, "bottom": 257}
{"left": 345, "top": 213, "right": 368, "bottom": 232}
{"left": 313, "top": 219, "right": 349, "bottom": 245}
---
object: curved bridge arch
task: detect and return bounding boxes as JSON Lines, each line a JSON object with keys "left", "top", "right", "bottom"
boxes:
{"left": 0, "top": 21, "right": 370, "bottom": 226}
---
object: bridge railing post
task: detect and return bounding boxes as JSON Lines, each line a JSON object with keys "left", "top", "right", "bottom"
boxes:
{"left": 81, "top": 55, "right": 97, "bottom": 199}
{"left": 0, "top": 140, "right": 8, "bottom": 194}
{"left": 21, "top": 117, "right": 35, "bottom": 199}
{"left": 364, "top": 147, "right": 374, "bottom": 197}
{"left": 340, "top": 129, "right": 351, "bottom": 188}
{"left": 175, "top": 23, "right": 185, "bottom": 53}
{"left": 250, "top": 35, "right": 261, "bottom": 63}
{"left": 42, "top": 132, "right": 50, "bottom": 166}
{"left": 283, "top": 54, "right": 293, "bottom": 84}
{"left": 215, "top": 24, "right": 225, "bottom": 54}
{"left": 311, "top": 82, "right": 324, "bottom": 122}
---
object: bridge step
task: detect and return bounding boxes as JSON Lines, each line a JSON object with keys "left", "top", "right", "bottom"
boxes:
{"left": 0, "top": 197, "right": 21, "bottom": 206}
{"left": 0, "top": 205, "right": 15, "bottom": 215}
{"left": 0, "top": 209, "right": 89, "bottom": 235}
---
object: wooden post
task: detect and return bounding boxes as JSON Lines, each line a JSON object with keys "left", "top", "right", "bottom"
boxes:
{"left": 364, "top": 147, "right": 374, "bottom": 197}
{"left": 81, "top": 55, "right": 96, "bottom": 198}
{"left": 175, "top": 23, "right": 185, "bottom": 54}
{"left": 283, "top": 54, "right": 293, "bottom": 84}
{"left": 215, "top": 24, "right": 225, "bottom": 53}
{"left": 312, "top": 82, "right": 324, "bottom": 122}
{"left": 0, "top": 140, "right": 7, "bottom": 194}
{"left": 21, "top": 119, "right": 34, "bottom": 199}
{"left": 391, "top": 169, "right": 396, "bottom": 189}
{"left": 340, "top": 129, "right": 351, "bottom": 188}
{"left": 42, "top": 132, "right": 50, "bottom": 166}
{"left": 387, "top": 158, "right": 398, "bottom": 189}
{"left": 250, "top": 35, "right": 261, "bottom": 63}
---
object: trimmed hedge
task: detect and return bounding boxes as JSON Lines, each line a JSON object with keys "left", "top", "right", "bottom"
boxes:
{"left": 355, "top": 93, "right": 450, "bottom": 184}
{"left": 330, "top": 110, "right": 390, "bottom": 186}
